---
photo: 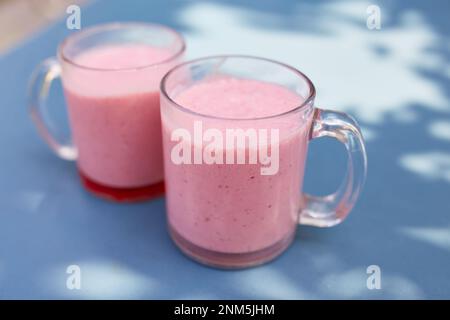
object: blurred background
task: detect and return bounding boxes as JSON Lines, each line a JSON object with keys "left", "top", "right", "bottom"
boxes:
{"left": 0, "top": 0, "right": 449, "bottom": 299}
{"left": 0, "top": 0, "right": 85, "bottom": 52}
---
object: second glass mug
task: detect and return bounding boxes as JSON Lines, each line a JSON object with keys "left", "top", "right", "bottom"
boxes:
{"left": 28, "top": 23, "right": 185, "bottom": 201}
{"left": 160, "top": 56, "right": 367, "bottom": 268}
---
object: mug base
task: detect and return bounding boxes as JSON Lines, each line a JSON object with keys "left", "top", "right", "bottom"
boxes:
{"left": 169, "top": 225, "right": 295, "bottom": 269}
{"left": 78, "top": 170, "right": 165, "bottom": 202}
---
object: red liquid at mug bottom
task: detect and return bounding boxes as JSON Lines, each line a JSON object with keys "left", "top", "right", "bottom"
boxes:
{"left": 62, "top": 44, "right": 177, "bottom": 201}
{"left": 78, "top": 169, "right": 165, "bottom": 202}
{"left": 162, "top": 77, "right": 312, "bottom": 266}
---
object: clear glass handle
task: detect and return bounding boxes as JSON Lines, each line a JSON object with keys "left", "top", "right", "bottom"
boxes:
{"left": 299, "top": 108, "right": 368, "bottom": 227}
{"left": 28, "top": 57, "right": 77, "bottom": 160}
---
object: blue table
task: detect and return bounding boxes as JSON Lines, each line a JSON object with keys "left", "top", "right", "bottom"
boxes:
{"left": 1, "top": 0, "right": 449, "bottom": 299}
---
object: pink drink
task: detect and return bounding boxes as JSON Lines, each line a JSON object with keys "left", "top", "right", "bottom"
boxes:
{"left": 162, "top": 77, "right": 313, "bottom": 255}
{"left": 62, "top": 45, "right": 178, "bottom": 194}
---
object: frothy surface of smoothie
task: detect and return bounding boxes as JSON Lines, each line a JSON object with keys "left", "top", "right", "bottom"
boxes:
{"left": 174, "top": 77, "right": 302, "bottom": 118}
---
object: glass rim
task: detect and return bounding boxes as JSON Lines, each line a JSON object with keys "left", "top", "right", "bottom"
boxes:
{"left": 160, "top": 55, "right": 316, "bottom": 121}
{"left": 57, "top": 22, "right": 186, "bottom": 72}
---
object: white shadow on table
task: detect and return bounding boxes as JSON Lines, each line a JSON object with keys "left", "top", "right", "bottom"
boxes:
{"left": 48, "top": 261, "right": 157, "bottom": 299}
{"left": 399, "top": 152, "right": 450, "bottom": 183}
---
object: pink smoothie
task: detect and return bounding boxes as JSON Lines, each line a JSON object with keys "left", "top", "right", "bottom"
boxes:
{"left": 162, "top": 77, "right": 313, "bottom": 254}
{"left": 62, "top": 44, "right": 179, "bottom": 188}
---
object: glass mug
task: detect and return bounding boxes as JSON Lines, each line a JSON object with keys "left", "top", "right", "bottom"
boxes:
{"left": 28, "top": 23, "right": 185, "bottom": 201}
{"left": 160, "top": 55, "right": 367, "bottom": 268}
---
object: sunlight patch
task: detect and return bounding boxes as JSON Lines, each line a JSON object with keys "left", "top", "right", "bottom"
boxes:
{"left": 399, "top": 152, "right": 450, "bottom": 183}
{"left": 178, "top": 1, "right": 450, "bottom": 124}
{"left": 429, "top": 121, "right": 450, "bottom": 142}
{"left": 401, "top": 226, "right": 450, "bottom": 252}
